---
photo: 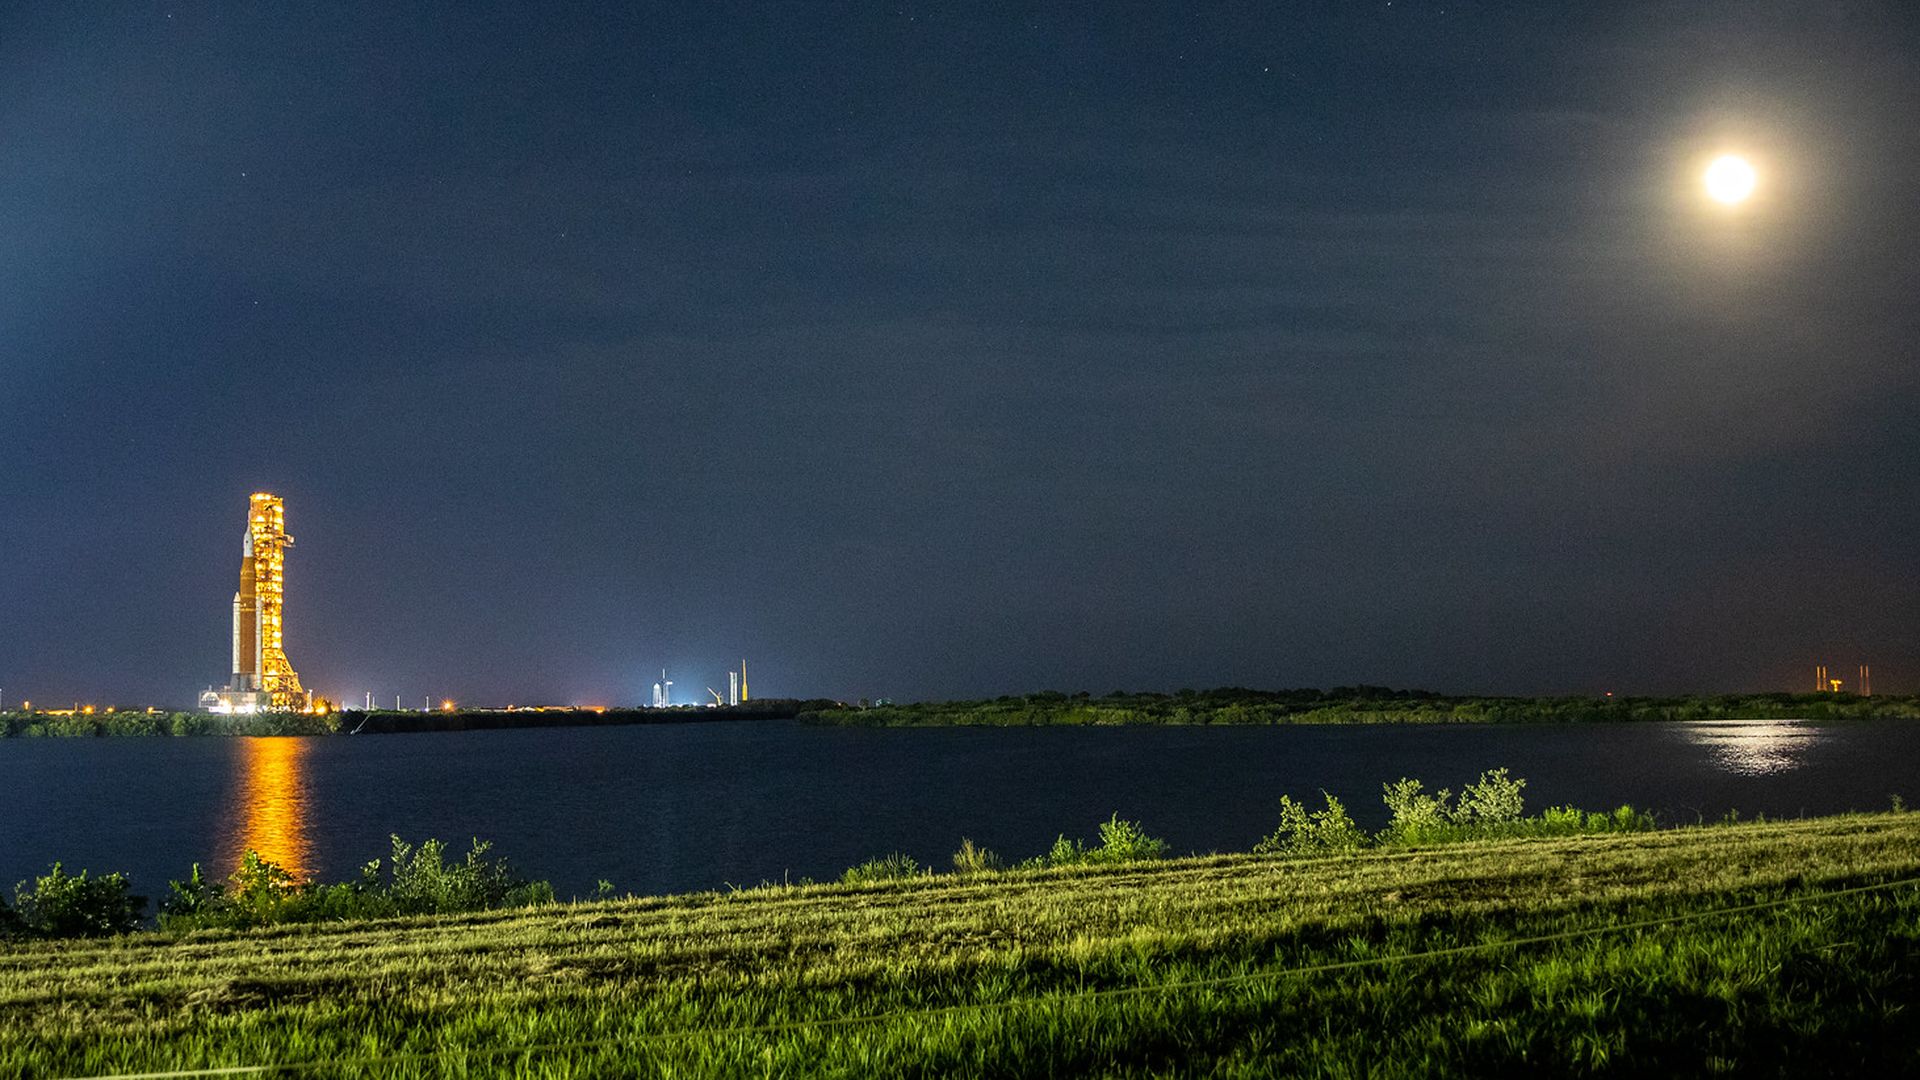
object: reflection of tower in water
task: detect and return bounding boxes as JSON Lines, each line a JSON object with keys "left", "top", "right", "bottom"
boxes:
{"left": 225, "top": 738, "right": 314, "bottom": 878}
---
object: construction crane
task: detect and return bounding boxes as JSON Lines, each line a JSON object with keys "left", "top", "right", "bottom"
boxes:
{"left": 707, "top": 687, "right": 724, "bottom": 707}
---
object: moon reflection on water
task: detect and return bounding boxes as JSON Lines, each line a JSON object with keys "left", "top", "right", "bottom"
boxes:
{"left": 1676, "top": 719, "right": 1822, "bottom": 777}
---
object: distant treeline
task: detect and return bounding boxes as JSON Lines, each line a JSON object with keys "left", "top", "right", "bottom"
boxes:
{"left": 0, "top": 701, "right": 831, "bottom": 738}
{"left": 0, "top": 711, "right": 337, "bottom": 738}
{"left": 798, "top": 687, "right": 1920, "bottom": 727}
{"left": 342, "top": 701, "right": 830, "bottom": 735}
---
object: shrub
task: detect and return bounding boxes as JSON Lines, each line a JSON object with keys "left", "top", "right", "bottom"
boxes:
{"left": 1017, "top": 835, "right": 1089, "bottom": 870}
{"left": 840, "top": 853, "right": 922, "bottom": 885}
{"left": 1087, "top": 814, "right": 1169, "bottom": 864}
{"left": 1382, "top": 778, "right": 1454, "bottom": 843}
{"left": 227, "top": 851, "right": 303, "bottom": 924}
{"left": 386, "top": 836, "right": 551, "bottom": 914}
{"left": 1027, "top": 815, "right": 1170, "bottom": 868}
{"left": 11, "top": 864, "right": 146, "bottom": 937}
{"left": 161, "top": 838, "right": 551, "bottom": 931}
{"left": 1256, "top": 792, "right": 1368, "bottom": 856}
{"left": 951, "top": 839, "right": 1003, "bottom": 874}
{"left": 1600, "top": 804, "right": 1656, "bottom": 832}
{"left": 160, "top": 863, "right": 225, "bottom": 925}
{"left": 1453, "top": 768, "right": 1526, "bottom": 825}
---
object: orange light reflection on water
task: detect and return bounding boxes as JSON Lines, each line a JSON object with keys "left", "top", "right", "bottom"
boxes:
{"left": 225, "top": 737, "right": 314, "bottom": 878}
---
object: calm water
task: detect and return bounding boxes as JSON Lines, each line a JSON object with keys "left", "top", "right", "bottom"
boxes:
{"left": 2, "top": 719, "right": 1916, "bottom": 899}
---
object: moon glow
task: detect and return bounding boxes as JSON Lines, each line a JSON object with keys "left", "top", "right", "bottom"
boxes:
{"left": 1704, "top": 154, "right": 1757, "bottom": 204}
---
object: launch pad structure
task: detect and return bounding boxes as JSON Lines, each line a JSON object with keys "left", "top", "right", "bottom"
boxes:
{"left": 201, "top": 493, "right": 309, "bottom": 713}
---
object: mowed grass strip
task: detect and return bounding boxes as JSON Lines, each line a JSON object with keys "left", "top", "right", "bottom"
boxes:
{"left": 3, "top": 813, "right": 1918, "bottom": 1077}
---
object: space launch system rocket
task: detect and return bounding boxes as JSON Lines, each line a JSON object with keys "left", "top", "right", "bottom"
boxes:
{"left": 203, "top": 493, "right": 306, "bottom": 712}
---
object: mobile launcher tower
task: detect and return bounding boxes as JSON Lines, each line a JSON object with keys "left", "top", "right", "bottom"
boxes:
{"left": 200, "top": 493, "right": 309, "bottom": 713}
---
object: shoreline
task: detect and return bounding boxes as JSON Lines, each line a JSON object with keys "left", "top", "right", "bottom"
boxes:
{"left": 7, "top": 688, "right": 1916, "bottom": 738}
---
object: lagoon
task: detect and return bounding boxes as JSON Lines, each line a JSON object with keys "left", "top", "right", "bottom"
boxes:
{"left": 3, "top": 718, "right": 1916, "bottom": 899}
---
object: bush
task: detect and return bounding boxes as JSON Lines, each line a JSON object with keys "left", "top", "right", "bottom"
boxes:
{"left": 161, "top": 863, "right": 225, "bottom": 923}
{"left": 951, "top": 839, "right": 1003, "bottom": 874}
{"left": 1025, "top": 815, "right": 1169, "bottom": 868}
{"left": 226, "top": 851, "right": 304, "bottom": 924}
{"left": 386, "top": 837, "right": 550, "bottom": 914}
{"left": 840, "top": 853, "right": 922, "bottom": 885}
{"left": 11, "top": 864, "right": 146, "bottom": 938}
{"left": 1088, "top": 814, "right": 1168, "bottom": 863}
{"left": 1599, "top": 804, "right": 1656, "bottom": 832}
{"left": 1453, "top": 768, "right": 1525, "bottom": 825}
{"left": 1019, "top": 835, "right": 1087, "bottom": 869}
{"left": 1255, "top": 792, "right": 1368, "bottom": 856}
{"left": 160, "top": 837, "right": 552, "bottom": 931}
{"left": 1382, "top": 778, "right": 1455, "bottom": 843}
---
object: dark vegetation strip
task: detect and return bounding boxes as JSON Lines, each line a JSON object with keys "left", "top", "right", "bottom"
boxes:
{"left": 801, "top": 686, "right": 1920, "bottom": 726}
{"left": 12, "top": 688, "right": 1918, "bottom": 738}
{"left": 0, "top": 701, "right": 829, "bottom": 738}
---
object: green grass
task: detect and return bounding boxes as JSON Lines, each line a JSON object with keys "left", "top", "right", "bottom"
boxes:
{"left": 5, "top": 814, "right": 1920, "bottom": 1076}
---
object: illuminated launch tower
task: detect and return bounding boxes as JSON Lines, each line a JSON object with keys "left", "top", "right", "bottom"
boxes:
{"left": 203, "top": 494, "right": 307, "bottom": 713}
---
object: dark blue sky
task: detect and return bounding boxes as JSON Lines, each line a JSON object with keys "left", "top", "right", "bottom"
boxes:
{"left": 4, "top": 3, "right": 1917, "bottom": 706}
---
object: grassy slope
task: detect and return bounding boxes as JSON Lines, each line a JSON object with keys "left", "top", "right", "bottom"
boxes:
{"left": 5, "top": 815, "right": 1920, "bottom": 1077}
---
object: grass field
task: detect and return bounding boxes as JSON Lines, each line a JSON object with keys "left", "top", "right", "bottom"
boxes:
{"left": 5, "top": 814, "right": 1920, "bottom": 1077}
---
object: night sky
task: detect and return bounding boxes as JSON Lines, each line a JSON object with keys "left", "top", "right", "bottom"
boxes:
{"left": 5, "top": 3, "right": 1918, "bottom": 707}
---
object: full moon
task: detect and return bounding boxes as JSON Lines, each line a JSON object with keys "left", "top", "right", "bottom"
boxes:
{"left": 1704, "top": 154, "right": 1757, "bottom": 204}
